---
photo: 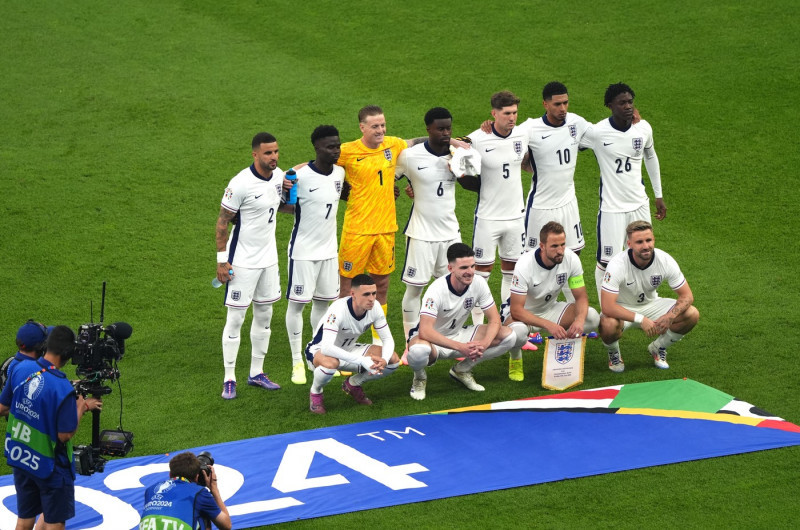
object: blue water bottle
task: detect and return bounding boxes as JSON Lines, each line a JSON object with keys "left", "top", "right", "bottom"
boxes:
{"left": 285, "top": 168, "right": 297, "bottom": 205}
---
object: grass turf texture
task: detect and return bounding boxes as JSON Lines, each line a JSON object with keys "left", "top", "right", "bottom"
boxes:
{"left": 1, "top": 0, "right": 798, "bottom": 528}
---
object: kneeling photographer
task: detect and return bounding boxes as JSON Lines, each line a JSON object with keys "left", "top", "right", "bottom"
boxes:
{"left": 0, "top": 325, "right": 102, "bottom": 530}
{"left": 140, "top": 451, "right": 231, "bottom": 530}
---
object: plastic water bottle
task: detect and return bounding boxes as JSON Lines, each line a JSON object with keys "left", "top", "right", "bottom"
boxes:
{"left": 211, "top": 269, "right": 234, "bottom": 288}
{"left": 285, "top": 169, "right": 297, "bottom": 205}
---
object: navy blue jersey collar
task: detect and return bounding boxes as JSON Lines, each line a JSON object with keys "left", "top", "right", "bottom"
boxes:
{"left": 491, "top": 123, "right": 513, "bottom": 139}
{"left": 423, "top": 141, "right": 449, "bottom": 157}
{"left": 309, "top": 160, "right": 334, "bottom": 175}
{"left": 249, "top": 163, "right": 273, "bottom": 181}
{"left": 347, "top": 298, "right": 368, "bottom": 321}
{"left": 609, "top": 116, "right": 632, "bottom": 133}
{"left": 627, "top": 248, "right": 655, "bottom": 270}
{"left": 534, "top": 248, "right": 556, "bottom": 270}
{"left": 446, "top": 274, "right": 470, "bottom": 296}
{"left": 542, "top": 114, "right": 565, "bottom": 128}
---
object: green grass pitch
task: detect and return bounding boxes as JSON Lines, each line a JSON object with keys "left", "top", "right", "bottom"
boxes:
{"left": 1, "top": 1, "right": 798, "bottom": 528}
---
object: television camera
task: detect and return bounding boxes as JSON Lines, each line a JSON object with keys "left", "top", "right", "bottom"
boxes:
{"left": 71, "top": 282, "right": 135, "bottom": 475}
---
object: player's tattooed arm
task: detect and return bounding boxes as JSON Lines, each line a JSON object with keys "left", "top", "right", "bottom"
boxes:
{"left": 405, "top": 137, "right": 427, "bottom": 147}
{"left": 670, "top": 295, "right": 693, "bottom": 319}
{"left": 215, "top": 207, "right": 236, "bottom": 251}
{"left": 653, "top": 283, "right": 693, "bottom": 333}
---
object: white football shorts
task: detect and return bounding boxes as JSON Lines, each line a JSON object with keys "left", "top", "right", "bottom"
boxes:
{"left": 401, "top": 237, "right": 460, "bottom": 286}
{"left": 472, "top": 217, "right": 525, "bottom": 265}
{"left": 287, "top": 257, "right": 339, "bottom": 303}
{"left": 525, "top": 197, "right": 584, "bottom": 252}
{"left": 596, "top": 204, "right": 651, "bottom": 266}
{"left": 225, "top": 264, "right": 280, "bottom": 308}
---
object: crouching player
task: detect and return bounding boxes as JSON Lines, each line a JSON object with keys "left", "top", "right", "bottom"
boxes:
{"left": 503, "top": 222, "right": 600, "bottom": 381}
{"left": 406, "top": 243, "right": 517, "bottom": 400}
{"left": 599, "top": 220, "right": 699, "bottom": 372}
{"left": 306, "top": 274, "right": 399, "bottom": 413}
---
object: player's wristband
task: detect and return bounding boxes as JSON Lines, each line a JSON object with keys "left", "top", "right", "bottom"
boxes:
{"left": 633, "top": 313, "right": 644, "bottom": 324}
{"left": 217, "top": 251, "right": 228, "bottom": 263}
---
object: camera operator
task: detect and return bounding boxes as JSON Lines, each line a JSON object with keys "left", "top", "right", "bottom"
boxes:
{"left": 3, "top": 320, "right": 51, "bottom": 384}
{"left": 140, "top": 452, "right": 232, "bottom": 530}
{"left": 0, "top": 325, "right": 103, "bottom": 530}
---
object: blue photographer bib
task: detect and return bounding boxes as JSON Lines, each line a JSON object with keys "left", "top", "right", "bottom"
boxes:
{"left": 140, "top": 477, "right": 220, "bottom": 530}
{"left": 2, "top": 358, "right": 76, "bottom": 479}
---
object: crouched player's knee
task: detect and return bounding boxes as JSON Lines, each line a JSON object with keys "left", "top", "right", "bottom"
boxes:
{"left": 585, "top": 307, "right": 601, "bottom": 332}
{"left": 508, "top": 321, "right": 530, "bottom": 349}
{"left": 407, "top": 343, "right": 432, "bottom": 370}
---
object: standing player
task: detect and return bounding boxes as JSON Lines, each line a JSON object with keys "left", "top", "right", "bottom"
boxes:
{"left": 215, "top": 132, "right": 293, "bottom": 399}
{"left": 396, "top": 107, "right": 461, "bottom": 339}
{"left": 306, "top": 274, "right": 400, "bottom": 414}
{"left": 336, "top": 106, "right": 424, "bottom": 341}
{"left": 503, "top": 222, "right": 600, "bottom": 380}
{"left": 406, "top": 243, "right": 517, "bottom": 400}
{"left": 284, "top": 125, "right": 345, "bottom": 385}
{"left": 580, "top": 83, "right": 666, "bottom": 298}
{"left": 522, "top": 82, "right": 591, "bottom": 256}
{"left": 599, "top": 221, "right": 699, "bottom": 372}
{"left": 463, "top": 91, "right": 530, "bottom": 324}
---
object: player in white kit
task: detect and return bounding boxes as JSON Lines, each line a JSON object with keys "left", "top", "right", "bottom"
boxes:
{"left": 502, "top": 222, "right": 600, "bottom": 381}
{"left": 396, "top": 107, "right": 461, "bottom": 339}
{"left": 405, "top": 243, "right": 517, "bottom": 400}
{"left": 284, "top": 125, "right": 345, "bottom": 385}
{"left": 579, "top": 83, "right": 666, "bottom": 299}
{"left": 305, "top": 274, "right": 399, "bottom": 414}
{"left": 215, "top": 132, "right": 294, "bottom": 399}
{"left": 522, "top": 82, "right": 591, "bottom": 254}
{"left": 462, "top": 91, "right": 530, "bottom": 316}
{"left": 599, "top": 221, "right": 699, "bottom": 372}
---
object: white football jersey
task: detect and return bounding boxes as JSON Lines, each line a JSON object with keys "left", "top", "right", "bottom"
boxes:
{"left": 468, "top": 122, "right": 531, "bottom": 221}
{"left": 307, "top": 296, "right": 389, "bottom": 351}
{"left": 524, "top": 113, "right": 591, "bottom": 209}
{"left": 396, "top": 142, "right": 460, "bottom": 242}
{"left": 419, "top": 274, "right": 495, "bottom": 336}
{"left": 580, "top": 118, "right": 655, "bottom": 213}
{"left": 601, "top": 248, "right": 685, "bottom": 306}
{"left": 288, "top": 162, "right": 344, "bottom": 261}
{"left": 220, "top": 165, "right": 285, "bottom": 268}
{"left": 511, "top": 248, "right": 585, "bottom": 313}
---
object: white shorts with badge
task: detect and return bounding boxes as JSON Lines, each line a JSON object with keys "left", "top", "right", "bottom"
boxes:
{"left": 472, "top": 217, "right": 525, "bottom": 265}
{"left": 225, "top": 265, "right": 281, "bottom": 308}
{"left": 502, "top": 302, "right": 571, "bottom": 331}
{"left": 287, "top": 257, "right": 339, "bottom": 303}
{"left": 305, "top": 342, "right": 371, "bottom": 371}
{"left": 619, "top": 298, "right": 676, "bottom": 331}
{"left": 596, "top": 204, "right": 651, "bottom": 266}
{"left": 525, "top": 197, "right": 584, "bottom": 252}
{"left": 402, "top": 237, "right": 460, "bottom": 286}
{"left": 409, "top": 325, "right": 478, "bottom": 361}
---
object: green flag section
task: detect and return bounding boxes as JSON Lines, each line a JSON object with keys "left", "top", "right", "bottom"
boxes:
{"left": 609, "top": 378, "right": 733, "bottom": 413}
